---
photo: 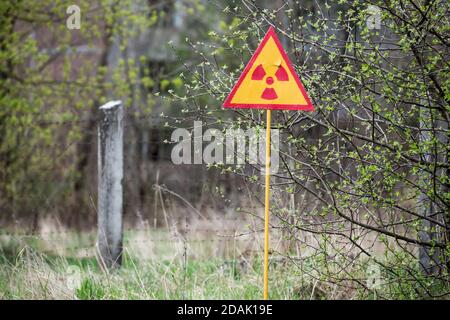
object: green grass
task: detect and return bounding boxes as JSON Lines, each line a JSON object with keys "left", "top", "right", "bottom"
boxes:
{"left": 0, "top": 231, "right": 306, "bottom": 299}
{"left": 1, "top": 229, "right": 448, "bottom": 299}
{"left": 0, "top": 249, "right": 303, "bottom": 299}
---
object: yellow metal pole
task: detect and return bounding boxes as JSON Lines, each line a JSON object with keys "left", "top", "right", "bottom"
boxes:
{"left": 263, "top": 109, "right": 271, "bottom": 300}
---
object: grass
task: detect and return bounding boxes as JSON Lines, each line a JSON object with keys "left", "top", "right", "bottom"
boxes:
{"left": 0, "top": 229, "right": 307, "bottom": 300}
{"left": 1, "top": 227, "right": 448, "bottom": 299}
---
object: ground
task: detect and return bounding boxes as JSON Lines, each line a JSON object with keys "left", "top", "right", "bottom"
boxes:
{"left": 1, "top": 226, "right": 446, "bottom": 299}
{"left": 0, "top": 228, "right": 308, "bottom": 299}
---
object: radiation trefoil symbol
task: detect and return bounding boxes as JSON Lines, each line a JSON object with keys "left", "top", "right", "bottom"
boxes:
{"left": 251, "top": 64, "right": 289, "bottom": 100}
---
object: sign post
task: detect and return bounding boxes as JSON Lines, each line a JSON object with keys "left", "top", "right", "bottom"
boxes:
{"left": 263, "top": 109, "right": 271, "bottom": 300}
{"left": 223, "top": 26, "right": 315, "bottom": 299}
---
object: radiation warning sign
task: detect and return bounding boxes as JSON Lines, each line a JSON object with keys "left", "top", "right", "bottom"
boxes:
{"left": 223, "top": 26, "right": 314, "bottom": 111}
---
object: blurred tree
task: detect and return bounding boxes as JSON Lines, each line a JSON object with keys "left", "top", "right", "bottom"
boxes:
{"left": 0, "top": 0, "right": 156, "bottom": 228}
{"left": 0, "top": 0, "right": 229, "bottom": 229}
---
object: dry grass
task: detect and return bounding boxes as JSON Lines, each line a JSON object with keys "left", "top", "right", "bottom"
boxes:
{"left": 1, "top": 213, "right": 445, "bottom": 300}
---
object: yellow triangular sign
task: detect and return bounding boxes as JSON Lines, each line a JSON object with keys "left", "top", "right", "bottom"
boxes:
{"left": 223, "top": 26, "right": 314, "bottom": 111}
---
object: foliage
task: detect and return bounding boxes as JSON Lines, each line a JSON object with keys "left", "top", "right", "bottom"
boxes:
{"left": 178, "top": 0, "right": 450, "bottom": 297}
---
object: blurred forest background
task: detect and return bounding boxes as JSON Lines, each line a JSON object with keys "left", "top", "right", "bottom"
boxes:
{"left": 0, "top": 0, "right": 449, "bottom": 299}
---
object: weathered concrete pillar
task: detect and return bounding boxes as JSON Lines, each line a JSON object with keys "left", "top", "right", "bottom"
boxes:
{"left": 97, "top": 100, "right": 123, "bottom": 270}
